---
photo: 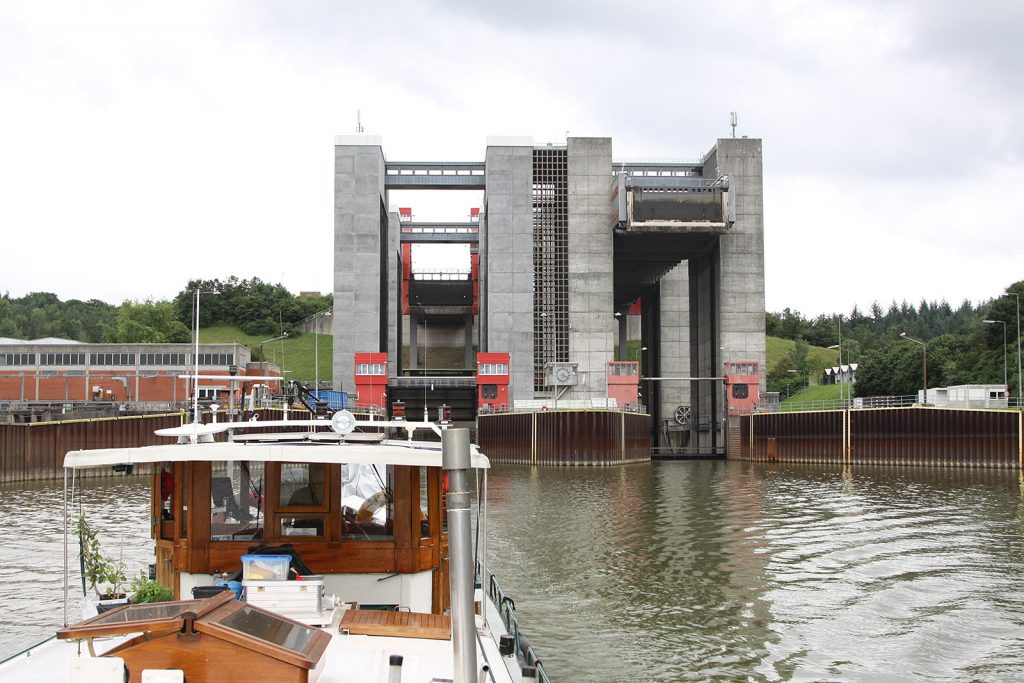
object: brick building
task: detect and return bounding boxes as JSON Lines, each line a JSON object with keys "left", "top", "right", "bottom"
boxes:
{"left": 0, "top": 338, "right": 278, "bottom": 406}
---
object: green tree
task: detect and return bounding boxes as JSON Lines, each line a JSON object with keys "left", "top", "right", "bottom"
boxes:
{"left": 103, "top": 300, "right": 191, "bottom": 343}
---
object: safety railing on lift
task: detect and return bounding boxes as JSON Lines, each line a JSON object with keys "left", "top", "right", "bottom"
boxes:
{"left": 757, "top": 395, "right": 1022, "bottom": 413}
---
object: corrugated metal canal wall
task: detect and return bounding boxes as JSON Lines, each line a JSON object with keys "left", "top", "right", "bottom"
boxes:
{"left": 478, "top": 410, "right": 651, "bottom": 465}
{"left": 734, "top": 407, "right": 1022, "bottom": 468}
{"left": 0, "top": 413, "right": 184, "bottom": 483}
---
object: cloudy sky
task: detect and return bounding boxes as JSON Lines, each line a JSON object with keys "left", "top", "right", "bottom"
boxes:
{"left": 1, "top": 0, "right": 1021, "bottom": 317}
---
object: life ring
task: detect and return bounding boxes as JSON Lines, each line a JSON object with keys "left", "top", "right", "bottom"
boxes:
{"left": 356, "top": 491, "right": 390, "bottom": 523}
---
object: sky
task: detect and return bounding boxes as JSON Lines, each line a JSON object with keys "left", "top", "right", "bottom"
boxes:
{"left": 1, "top": 0, "right": 1021, "bottom": 317}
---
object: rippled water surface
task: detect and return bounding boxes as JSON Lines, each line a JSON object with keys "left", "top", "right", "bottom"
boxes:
{"left": 484, "top": 462, "right": 1024, "bottom": 682}
{"left": 3, "top": 463, "right": 1024, "bottom": 682}
{"left": 0, "top": 478, "right": 152, "bottom": 660}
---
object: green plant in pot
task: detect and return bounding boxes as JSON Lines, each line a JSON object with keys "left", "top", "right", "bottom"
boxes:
{"left": 76, "top": 517, "right": 128, "bottom": 600}
{"left": 129, "top": 571, "right": 173, "bottom": 604}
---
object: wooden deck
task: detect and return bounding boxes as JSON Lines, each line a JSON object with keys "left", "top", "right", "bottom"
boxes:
{"left": 339, "top": 610, "right": 451, "bottom": 640}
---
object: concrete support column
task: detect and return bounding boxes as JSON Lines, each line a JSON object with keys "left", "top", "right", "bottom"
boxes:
{"left": 333, "top": 136, "right": 387, "bottom": 392}
{"left": 658, "top": 262, "right": 691, "bottom": 448}
{"left": 567, "top": 137, "right": 615, "bottom": 401}
{"left": 483, "top": 138, "right": 535, "bottom": 403}
{"left": 689, "top": 250, "right": 718, "bottom": 453}
{"left": 705, "top": 138, "right": 766, "bottom": 395}
{"left": 617, "top": 310, "right": 628, "bottom": 361}
{"left": 464, "top": 314, "right": 474, "bottom": 370}
{"left": 409, "top": 314, "right": 419, "bottom": 370}
{"left": 387, "top": 211, "right": 400, "bottom": 378}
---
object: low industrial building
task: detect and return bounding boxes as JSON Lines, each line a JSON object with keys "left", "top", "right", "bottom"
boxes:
{"left": 0, "top": 338, "right": 276, "bottom": 407}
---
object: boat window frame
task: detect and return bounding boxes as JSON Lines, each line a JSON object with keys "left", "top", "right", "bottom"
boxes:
{"left": 56, "top": 591, "right": 233, "bottom": 640}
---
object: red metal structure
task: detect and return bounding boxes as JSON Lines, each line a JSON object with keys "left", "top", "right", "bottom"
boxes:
{"left": 606, "top": 361, "right": 639, "bottom": 408}
{"left": 724, "top": 360, "right": 760, "bottom": 414}
{"left": 476, "top": 352, "right": 510, "bottom": 412}
{"left": 354, "top": 352, "right": 388, "bottom": 410}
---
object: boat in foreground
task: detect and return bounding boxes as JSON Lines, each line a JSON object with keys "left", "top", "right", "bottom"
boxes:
{"left": 0, "top": 413, "right": 549, "bottom": 682}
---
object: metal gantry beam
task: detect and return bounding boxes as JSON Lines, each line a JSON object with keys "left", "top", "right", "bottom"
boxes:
{"left": 385, "top": 161, "right": 485, "bottom": 190}
{"left": 399, "top": 223, "right": 479, "bottom": 243}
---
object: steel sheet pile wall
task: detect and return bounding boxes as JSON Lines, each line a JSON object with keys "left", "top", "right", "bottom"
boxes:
{"left": 0, "top": 413, "right": 183, "bottom": 483}
{"left": 737, "top": 408, "right": 1022, "bottom": 469}
{"left": 748, "top": 411, "right": 844, "bottom": 464}
{"left": 477, "top": 413, "right": 533, "bottom": 464}
{"left": 852, "top": 408, "right": 1018, "bottom": 467}
{"left": 478, "top": 411, "right": 650, "bottom": 465}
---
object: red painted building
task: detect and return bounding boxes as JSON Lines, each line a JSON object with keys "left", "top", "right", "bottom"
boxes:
{"left": 606, "top": 361, "right": 640, "bottom": 408}
{"left": 353, "top": 352, "right": 388, "bottom": 411}
{"left": 476, "top": 352, "right": 510, "bottom": 412}
{"left": 724, "top": 360, "right": 760, "bottom": 414}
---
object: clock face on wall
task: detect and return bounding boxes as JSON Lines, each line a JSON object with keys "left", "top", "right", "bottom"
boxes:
{"left": 554, "top": 367, "right": 572, "bottom": 383}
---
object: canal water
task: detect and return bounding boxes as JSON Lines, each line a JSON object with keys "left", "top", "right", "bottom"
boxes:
{"left": 3, "top": 462, "right": 1024, "bottom": 682}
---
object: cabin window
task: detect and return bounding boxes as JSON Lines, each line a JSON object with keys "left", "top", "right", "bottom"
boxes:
{"left": 418, "top": 466, "right": 430, "bottom": 539}
{"left": 210, "top": 461, "right": 265, "bottom": 541}
{"left": 341, "top": 463, "right": 393, "bottom": 540}
{"left": 159, "top": 464, "right": 174, "bottom": 520}
{"left": 278, "top": 463, "right": 327, "bottom": 537}
{"left": 180, "top": 463, "right": 189, "bottom": 539}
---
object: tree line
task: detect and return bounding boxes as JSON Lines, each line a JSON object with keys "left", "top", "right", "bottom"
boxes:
{"left": 0, "top": 277, "right": 330, "bottom": 345}
{"left": 5, "top": 277, "right": 1020, "bottom": 398}
{"left": 767, "top": 281, "right": 1023, "bottom": 397}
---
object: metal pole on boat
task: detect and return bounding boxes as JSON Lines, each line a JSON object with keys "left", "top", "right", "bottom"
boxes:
{"left": 443, "top": 428, "right": 478, "bottom": 683}
{"left": 387, "top": 654, "right": 403, "bottom": 683}
{"left": 481, "top": 467, "right": 488, "bottom": 629}
{"left": 63, "top": 467, "right": 68, "bottom": 627}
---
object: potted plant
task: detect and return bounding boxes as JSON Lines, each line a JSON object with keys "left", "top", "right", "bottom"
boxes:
{"left": 129, "top": 571, "right": 173, "bottom": 604}
{"left": 77, "top": 517, "right": 129, "bottom": 614}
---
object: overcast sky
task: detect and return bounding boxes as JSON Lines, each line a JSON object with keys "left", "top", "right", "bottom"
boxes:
{"left": 2, "top": 0, "right": 1021, "bottom": 317}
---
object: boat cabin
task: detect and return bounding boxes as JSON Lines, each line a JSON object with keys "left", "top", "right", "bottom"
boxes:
{"left": 148, "top": 431, "right": 452, "bottom": 615}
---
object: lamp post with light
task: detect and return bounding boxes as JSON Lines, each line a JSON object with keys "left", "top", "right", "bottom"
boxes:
{"left": 983, "top": 319, "right": 1008, "bottom": 395}
{"left": 259, "top": 333, "right": 289, "bottom": 397}
{"left": 899, "top": 332, "right": 928, "bottom": 405}
{"left": 192, "top": 287, "right": 218, "bottom": 424}
{"left": 634, "top": 346, "right": 647, "bottom": 408}
{"left": 827, "top": 344, "right": 844, "bottom": 404}
{"left": 1006, "top": 290, "right": 1021, "bottom": 404}
{"left": 312, "top": 309, "right": 332, "bottom": 395}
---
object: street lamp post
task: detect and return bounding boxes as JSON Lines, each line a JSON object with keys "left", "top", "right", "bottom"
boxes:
{"left": 899, "top": 332, "right": 928, "bottom": 405}
{"left": 634, "top": 346, "right": 647, "bottom": 408}
{"left": 192, "top": 288, "right": 218, "bottom": 424}
{"left": 259, "top": 333, "right": 290, "bottom": 395}
{"left": 828, "top": 344, "right": 843, "bottom": 404}
{"left": 313, "top": 309, "right": 332, "bottom": 395}
{"left": 983, "top": 319, "right": 1008, "bottom": 395}
{"left": 1006, "top": 290, "right": 1022, "bottom": 405}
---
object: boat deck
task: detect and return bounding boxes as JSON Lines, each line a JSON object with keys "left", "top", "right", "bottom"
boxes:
{"left": 340, "top": 609, "right": 452, "bottom": 640}
{"left": 0, "top": 603, "right": 515, "bottom": 683}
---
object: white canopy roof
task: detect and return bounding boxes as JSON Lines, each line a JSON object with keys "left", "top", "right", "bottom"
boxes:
{"left": 64, "top": 440, "right": 489, "bottom": 470}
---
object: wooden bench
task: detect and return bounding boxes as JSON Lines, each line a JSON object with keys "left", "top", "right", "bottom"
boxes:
{"left": 339, "top": 609, "right": 452, "bottom": 640}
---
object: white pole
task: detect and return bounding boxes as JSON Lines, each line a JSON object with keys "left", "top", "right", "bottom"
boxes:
{"left": 193, "top": 289, "right": 201, "bottom": 424}
{"left": 838, "top": 314, "right": 843, "bottom": 405}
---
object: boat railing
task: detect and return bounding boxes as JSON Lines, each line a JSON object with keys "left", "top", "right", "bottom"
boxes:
{"left": 483, "top": 566, "right": 551, "bottom": 683}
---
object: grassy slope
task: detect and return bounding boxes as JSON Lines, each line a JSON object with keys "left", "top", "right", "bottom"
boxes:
{"left": 199, "top": 325, "right": 332, "bottom": 385}
{"left": 766, "top": 336, "right": 839, "bottom": 378}
{"left": 782, "top": 383, "right": 845, "bottom": 405}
